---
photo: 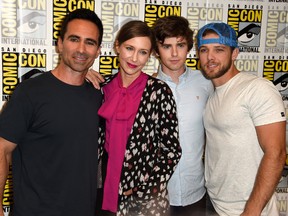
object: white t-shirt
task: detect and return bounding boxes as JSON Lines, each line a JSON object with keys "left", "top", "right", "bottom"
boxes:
{"left": 204, "top": 72, "right": 285, "bottom": 216}
{"left": 157, "top": 66, "right": 214, "bottom": 206}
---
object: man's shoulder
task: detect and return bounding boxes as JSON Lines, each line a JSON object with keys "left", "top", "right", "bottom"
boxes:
{"left": 234, "top": 73, "right": 282, "bottom": 104}
{"left": 186, "top": 69, "right": 213, "bottom": 86}
{"left": 21, "top": 69, "right": 46, "bottom": 80}
{"left": 237, "top": 72, "right": 273, "bottom": 87}
{"left": 22, "top": 70, "right": 49, "bottom": 83}
{"left": 16, "top": 70, "right": 50, "bottom": 92}
{"left": 186, "top": 68, "right": 205, "bottom": 78}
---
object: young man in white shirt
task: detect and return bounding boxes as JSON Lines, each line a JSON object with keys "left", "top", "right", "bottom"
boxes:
{"left": 197, "top": 22, "right": 286, "bottom": 216}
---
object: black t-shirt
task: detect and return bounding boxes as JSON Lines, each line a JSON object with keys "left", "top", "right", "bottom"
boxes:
{"left": 0, "top": 71, "right": 102, "bottom": 216}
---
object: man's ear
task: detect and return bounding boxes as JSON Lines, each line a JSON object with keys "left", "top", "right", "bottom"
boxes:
{"left": 57, "top": 38, "right": 63, "bottom": 54}
{"left": 95, "top": 46, "right": 101, "bottom": 59}
{"left": 232, "top": 47, "right": 239, "bottom": 61}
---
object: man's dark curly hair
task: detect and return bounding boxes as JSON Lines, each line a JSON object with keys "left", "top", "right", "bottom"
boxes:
{"left": 152, "top": 16, "right": 194, "bottom": 54}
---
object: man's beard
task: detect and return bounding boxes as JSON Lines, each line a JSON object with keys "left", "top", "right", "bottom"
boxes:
{"left": 201, "top": 58, "right": 232, "bottom": 80}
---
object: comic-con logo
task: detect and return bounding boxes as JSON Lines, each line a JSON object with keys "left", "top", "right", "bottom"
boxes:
{"left": 227, "top": 5, "right": 263, "bottom": 52}
{"left": 187, "top": 2, "right": 223, "bottom": 51}
{"left": 99, "top": 54, "right": 119, "bottom": 75}
{"left": 235, "top": 55, "right": 258, "bottom": 76}
{"left": 101, "top": 1, "right": 140, "bottom": 50}
{"left": 98, "top": 53, "right": 157, "bottom": 76}
{"left": 265, "top": 8, "right": 288, "bottom": 53}
{"left": 53, "top": 0, "right": 95, "bottom": 45}
{"left": 2, "top": 165, "right": 13, "bottom": 214}
{"left": 186, "top": 57, "right": 201, "bottom": 70}
{"left": 263, "top": 57, "right": 288, "bottom": 102}
{"left": 143, "top": 57, "right": 159, "bottom": 76}
{"left": 2, "top": 50, "right": 46, "bottom": 101}
{"left": 145, "top": 2, "right": 182, "bottom": 27}
{"left": 1, "top": 0, "right": 47, "bottom": 45}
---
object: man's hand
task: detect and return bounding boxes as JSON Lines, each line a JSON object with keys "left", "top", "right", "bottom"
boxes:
{"left": 123, "top": 189, "right": 133, "bottom": 196}
{"left": 85, "top": 69, "right": 104, "bottom": 89}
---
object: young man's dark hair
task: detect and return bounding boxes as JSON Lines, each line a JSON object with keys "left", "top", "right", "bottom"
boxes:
{"left": 59, "top": 8, "right": 104, "bottom": 45}
{"left": 152, "top": 16, "right": 194, "bottom": 54}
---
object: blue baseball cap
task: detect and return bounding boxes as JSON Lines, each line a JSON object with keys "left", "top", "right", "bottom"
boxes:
{"left": 196, "top": 22, "right": 238, "bottom": 48}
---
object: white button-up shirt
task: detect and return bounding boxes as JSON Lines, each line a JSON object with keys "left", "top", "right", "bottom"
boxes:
{"left": 157, "top": 66, "right": 213, "bottom": 206}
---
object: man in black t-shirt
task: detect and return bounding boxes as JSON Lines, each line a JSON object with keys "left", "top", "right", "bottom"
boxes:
{"left": 0, "top": 9, "right": 103, "bottom": 216}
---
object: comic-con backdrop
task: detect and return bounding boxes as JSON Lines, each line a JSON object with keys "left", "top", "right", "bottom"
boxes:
{"left": 1, "top": 0, "right": 288, "bottom": 215}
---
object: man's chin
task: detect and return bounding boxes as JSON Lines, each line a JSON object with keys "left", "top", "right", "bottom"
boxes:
{"left": 201, "top": 70, "right": 215, "bottom": 80}
{"left": 71, "top": 65, "right": 89, "bottom": 73}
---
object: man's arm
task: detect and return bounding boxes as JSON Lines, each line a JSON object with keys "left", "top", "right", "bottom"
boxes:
{"left": 0, "top": 137, "right": 16, "bottom": 216}
{"left": 241, "top": 121, "right": 286, "bottom": 216}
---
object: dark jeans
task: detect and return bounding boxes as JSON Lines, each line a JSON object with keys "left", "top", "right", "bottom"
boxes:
{"left": 97, "top": 210, "right": 116, "bottom": 216}
{"left": 96, "top": 190, "right": 218, "bottom": 216}
{"left": 169, "top": 193, "right": 218, "bottom": 216}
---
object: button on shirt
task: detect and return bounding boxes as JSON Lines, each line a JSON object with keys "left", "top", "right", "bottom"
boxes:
{"left": 157, "top": 66, "right": 213, "bottom": 206}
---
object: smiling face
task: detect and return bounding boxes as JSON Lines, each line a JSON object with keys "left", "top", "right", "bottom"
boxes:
{"left": 57, "top": 19, "right": 101, "bottom": 74}
{"left": 115, "top": 36, "right": 151, "bottom": 85}
{"left": 157, "top": 36, "right": 188, "bottom": 75}
{"left": 198, "top": 32, "right": 239, "bottom": 86}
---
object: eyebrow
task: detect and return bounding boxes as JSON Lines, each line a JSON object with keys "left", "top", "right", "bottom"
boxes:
{"left": 161, "top": 41, "right": 187, "bottom": 46}
{"left": 134, "top": 46, "right": 150, "bottom": 52}
{"left": 140, "top": 49, "right": 150, "bottom": 53}
{"left": 176, "top": 41, "right": 187, "bottom": 45}
{"left": 200, "top": 44, "right": 226, "bottom": 48}
{"left": 67, "top": 34, "right": 98, "bottom": 45}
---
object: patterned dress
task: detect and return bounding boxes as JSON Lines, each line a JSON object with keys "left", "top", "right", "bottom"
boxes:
{"left": 98, "top": 74, "right": 181, "bottom": 216}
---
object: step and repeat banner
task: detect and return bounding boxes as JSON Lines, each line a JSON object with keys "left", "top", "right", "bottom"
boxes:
{"left": 1, "top": 0, "right": 288, "bottom": 215}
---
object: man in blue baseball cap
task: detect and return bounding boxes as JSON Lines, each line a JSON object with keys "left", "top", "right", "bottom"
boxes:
{"left": 197, "top": 22, "right": 286, "bottom": 216}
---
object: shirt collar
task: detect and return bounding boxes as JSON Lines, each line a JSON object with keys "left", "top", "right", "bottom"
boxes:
{"left": 157, "top": 65, "right": 189, "bottom": 83}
